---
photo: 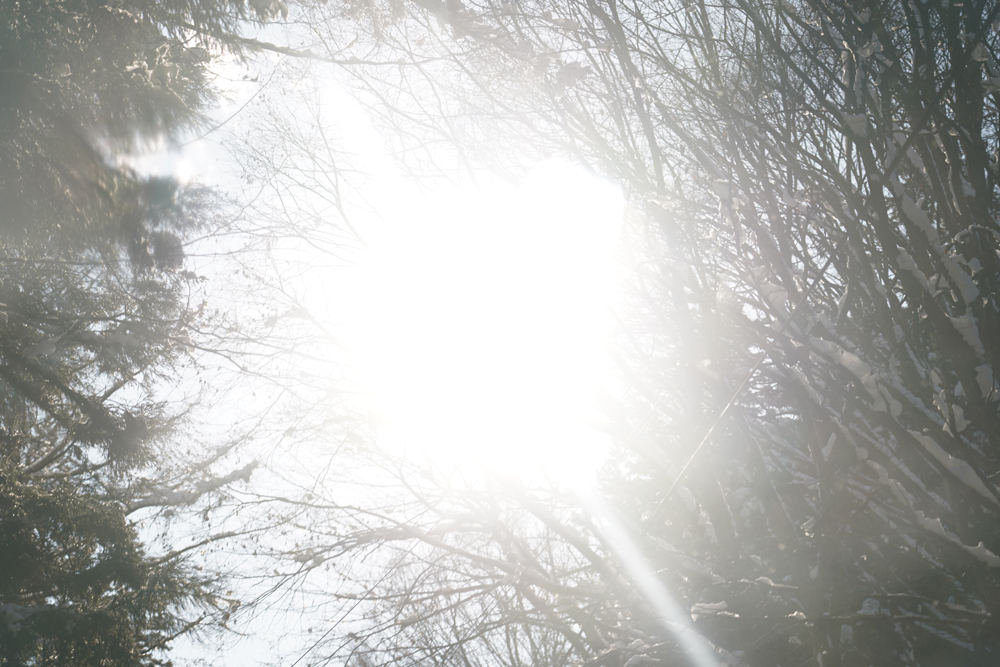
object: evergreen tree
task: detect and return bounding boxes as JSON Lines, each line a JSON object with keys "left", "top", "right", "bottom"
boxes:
{"left": 0, "top": 1, "right": 274, "bottom": 663}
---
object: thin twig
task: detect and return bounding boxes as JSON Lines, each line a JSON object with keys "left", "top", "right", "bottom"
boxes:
{"left": 647, "top": 254, "right": 834, "bottom": 524}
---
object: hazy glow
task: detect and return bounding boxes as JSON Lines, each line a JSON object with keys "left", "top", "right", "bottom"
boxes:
{"left": 339, "top": 159, "right": 622, "bottom": 482}
{"left": 579, "top": 489, "right": 721, "bottom": 667}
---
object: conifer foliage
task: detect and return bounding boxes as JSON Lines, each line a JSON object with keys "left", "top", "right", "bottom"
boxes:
{"left": 0, "top": 1, "right": 266, "bottom": 664}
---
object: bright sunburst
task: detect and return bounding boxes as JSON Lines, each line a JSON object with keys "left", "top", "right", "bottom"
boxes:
{"left": 337, "top": 159, "right": 623, "bottom": 484}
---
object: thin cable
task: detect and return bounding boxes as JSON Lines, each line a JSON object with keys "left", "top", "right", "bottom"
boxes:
{"left": 176, "top": 62, "right": 281, "bottom": 149}
{"left": 647, "top": 255, "right": 834, "bottom": 524}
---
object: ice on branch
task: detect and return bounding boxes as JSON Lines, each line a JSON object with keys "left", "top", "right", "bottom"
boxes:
{"left": 915, "top": 511, "right": 1000, "bottom": 567}
{"left": 949, "top": 314, "right": 986, "bottom": 358}
{"left": 128, "top": 462, "right": 258, "bottom": 512}
{"left": 841, "top": 112, "right": 868, "bottom": 137}
{"left": 976, "top": 365, "right": 996, "bottom": 400}
{"left": 810, "top": 338, "right": 886, "bottom": 411}
{"left": 910, "top": 431, "right": 997, "bottom": 504}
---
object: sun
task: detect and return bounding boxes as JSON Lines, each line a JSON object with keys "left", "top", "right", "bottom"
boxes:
{"left": 335, "top": 158, "right": 623, "bottom": 485}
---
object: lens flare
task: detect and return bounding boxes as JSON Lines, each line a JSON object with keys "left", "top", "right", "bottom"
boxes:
{"left": 578, "top": 488, "right": 723, "bottom": 667}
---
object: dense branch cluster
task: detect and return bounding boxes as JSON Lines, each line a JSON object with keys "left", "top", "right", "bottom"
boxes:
{"left": 251, "top": 0, "right": 1000, "bottom": 665}
{"left": 6, "top": 0, "right": 1000, "bottom": 665}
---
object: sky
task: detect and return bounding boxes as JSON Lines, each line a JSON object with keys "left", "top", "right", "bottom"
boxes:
{"left": 145, "top": 37, "right": 627, "bottom": 667}
{"left": 325, "top": 156, "right": 624, "bottom": 483}
{"left": 139, "top": 49, "right": 627, "bottom": 488}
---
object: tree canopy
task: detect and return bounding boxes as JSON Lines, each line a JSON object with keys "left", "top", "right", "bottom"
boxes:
{"left": 0, "top": 1, "right": 275, "bottom": 664}
{"left": 7, "top": 0, "right": 1000, "bottom": 665}
{"left": 225, "top": 0, "right": 1000, "bottom": 665}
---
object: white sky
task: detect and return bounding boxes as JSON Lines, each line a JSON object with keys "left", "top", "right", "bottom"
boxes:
{"left": 326, "top": 156, "right": 624, "bottom": 485}
{"left": 144, "top": 46, "right": 626, "bottom": 666}
{"left": 143, "top": 50, "right": 628, "bottom": 487}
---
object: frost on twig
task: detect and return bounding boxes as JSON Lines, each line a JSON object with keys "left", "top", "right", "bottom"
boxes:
{"left": 127, "top": 461, "right": 258, "bottom": 513}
